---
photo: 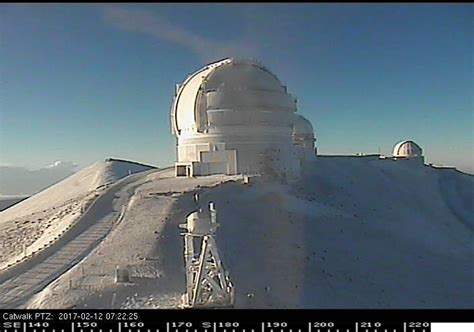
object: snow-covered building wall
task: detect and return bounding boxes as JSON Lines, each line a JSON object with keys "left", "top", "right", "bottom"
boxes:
{"left": 170, "top": 58, "right": 316, "bottom": 178}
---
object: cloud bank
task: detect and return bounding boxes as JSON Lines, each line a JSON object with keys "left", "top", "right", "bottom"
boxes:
{"left": 0, "top": 161, "right": 78, "bottom": 196}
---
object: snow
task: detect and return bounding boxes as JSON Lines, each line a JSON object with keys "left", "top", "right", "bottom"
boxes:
{"left": 23, "top": 170, "right": 243, "bottom": 309}
{"left": 0, "top": 159, "right": 155, "bottom": 272}
{"left": 1, "top": 157, "right": 472, "bottom": 309}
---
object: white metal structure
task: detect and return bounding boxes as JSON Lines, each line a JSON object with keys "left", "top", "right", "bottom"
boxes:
{"left": 179, "top": 202, "right": 234, "bottom": 308}
{"left": 171, "top": 57, "right": 316, "bottom": 179}
{"left": 393, "top": 140, "right": 423, "bottom": 160}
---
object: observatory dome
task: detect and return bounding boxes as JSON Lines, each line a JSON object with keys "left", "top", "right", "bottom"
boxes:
{"left": 393, "top": 140, "right": 423, "bottom": 158}
{"left": 292, "top": 114, "right": 314, "bottom": 137}
{"left": 171, "top": 57, "right": 314, "bottom": 178}
{"left": 171, "top": 58, "right": 296, "bottom": 136}
{"left": 292, "top": 114, "right": 317, "bottom": 163}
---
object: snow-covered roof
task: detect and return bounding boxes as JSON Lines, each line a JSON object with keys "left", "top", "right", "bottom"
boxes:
{"left": 170, "top": 58, "right": 294, "bottom": 136}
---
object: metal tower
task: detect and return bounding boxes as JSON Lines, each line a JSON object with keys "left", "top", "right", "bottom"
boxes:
{"left": 179, "top": 201, "right": 235, "bottom": 308}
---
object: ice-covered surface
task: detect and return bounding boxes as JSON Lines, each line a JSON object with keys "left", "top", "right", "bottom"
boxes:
{"left": 0, "top": 159, "right": 155, "bottom": 271}
{"left": 2, "top": 157, "right": 473, "bottom": 309}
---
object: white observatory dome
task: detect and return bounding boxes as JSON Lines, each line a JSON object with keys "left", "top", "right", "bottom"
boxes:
{"left": 171, "top": 57, "right": 314, "bottom": 178}
{"left": 392, "top": 140, "right": 423, "bottom": 158}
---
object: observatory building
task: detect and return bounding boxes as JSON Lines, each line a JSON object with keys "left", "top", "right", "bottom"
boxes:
{"left": 170, "top": 58, "right": 316, "bottom": 178}
{"left": 392, "top": 140, "right": 424, "bottom": 162}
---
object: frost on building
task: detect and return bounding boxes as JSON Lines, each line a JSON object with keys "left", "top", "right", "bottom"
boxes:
{"left": 170, "top": 58, "right": 316, "bottom": 178}
{"left": 392, "top": 140, "right": 424, "bottom": 163}
{"left": 292, "top": 114, "right": 317, "bottom": 165}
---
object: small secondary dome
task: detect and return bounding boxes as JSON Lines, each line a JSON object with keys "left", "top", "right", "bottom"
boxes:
{"left": 292, "top": 114, "right": 316, "bottom": 163}
{"left": 292, "top": 114, "right": 314, "bottom": 137}
{"left": 393, "top": 140, "right": 423, "bottom": 158}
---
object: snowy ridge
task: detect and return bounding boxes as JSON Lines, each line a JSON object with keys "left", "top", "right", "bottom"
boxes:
{"left": 0, "top": 159, "right": 155, "bottom": 271}
{"left": 0, "top": 159, "right": 155, "bottom": 222}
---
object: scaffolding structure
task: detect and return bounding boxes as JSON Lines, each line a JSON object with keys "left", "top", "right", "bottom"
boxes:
{"left": 179, "top": 200, "right": 235, "bottom": 308}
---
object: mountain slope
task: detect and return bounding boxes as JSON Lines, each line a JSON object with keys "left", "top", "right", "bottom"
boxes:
{"left": 0, "top": 159, "right": 156, "bottom": 270}
{"left": 0, "top": 159, "right": 155, "bottom": 222}
{"left": 194, "top": 158, "right": 473, "bottom": 308}
{"left": 24, "top": 157, "right": 473, "bottom": 309}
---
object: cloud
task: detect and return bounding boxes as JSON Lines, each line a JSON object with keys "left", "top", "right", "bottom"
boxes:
{"left": 0, "top": 161, "right": 78, "bottom": 196}
{"left": 101, "top": 6, "right": 260, "bottom": 62}
{"left": 46, "top": 160, "right": 78, "bottom": 169}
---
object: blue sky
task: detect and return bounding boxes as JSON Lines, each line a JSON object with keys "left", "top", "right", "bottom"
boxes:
{"left": 1, "top": 4, "right": 472, "bottom": 173}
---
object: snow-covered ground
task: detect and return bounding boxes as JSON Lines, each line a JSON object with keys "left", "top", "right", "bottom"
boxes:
{"left": 0, "top": 159, "right": 155, "bottom": 272}
{"left": 1, "top": 157, "right": 472, "bottom": 309}
{"left": 24, "top": 170, "right": 243, "bottom": 309}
